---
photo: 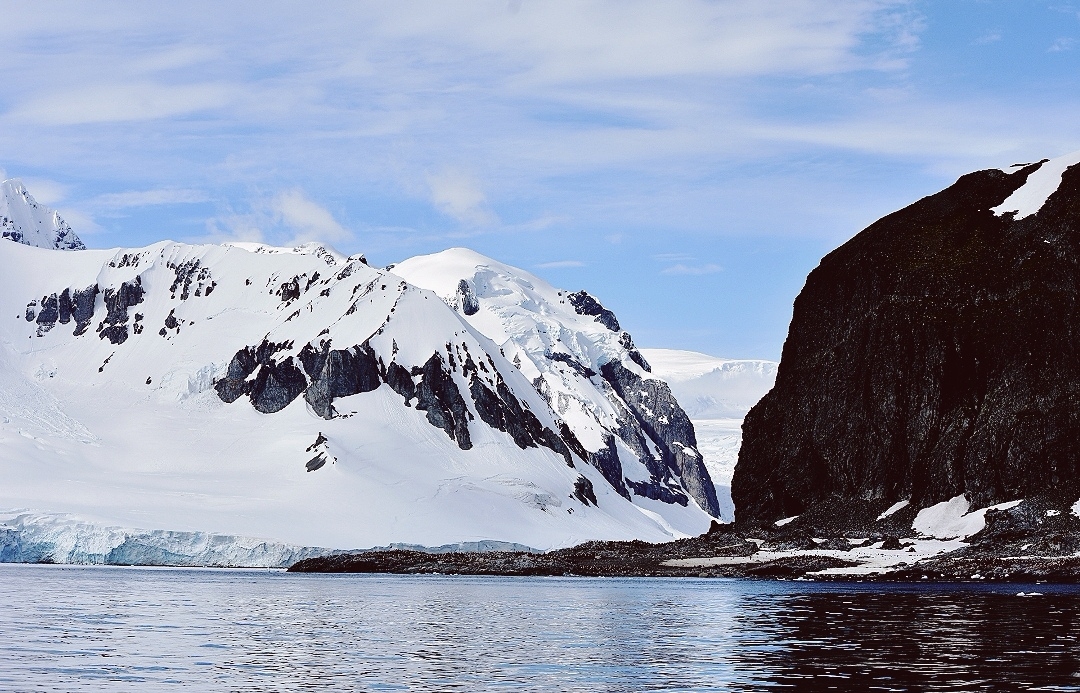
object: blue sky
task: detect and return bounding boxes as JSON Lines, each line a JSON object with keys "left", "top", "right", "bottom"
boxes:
{"left": 2, "top": 1, "right": 1079, "bottom": 359}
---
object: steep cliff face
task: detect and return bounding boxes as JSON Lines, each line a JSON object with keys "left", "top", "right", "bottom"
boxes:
{"left": 734, "top": 155, "right": 1080, "bottom": 528}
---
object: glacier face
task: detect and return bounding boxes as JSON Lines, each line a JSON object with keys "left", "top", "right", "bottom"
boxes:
{"left": 0, "top": 192, "right": 722, "bottom": 560}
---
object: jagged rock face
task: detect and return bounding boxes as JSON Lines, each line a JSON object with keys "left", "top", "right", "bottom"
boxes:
{"left": 601, "top": 360, "right": 720, "bottom": 516}
{"left": 734, "top": 158, "right": 1080, "bottom": 528}
{"left": 568, "top": 290, "right": 620, "bottom": 331}
{"left": 392, "top": 248, "right": 721, "bottom": 520}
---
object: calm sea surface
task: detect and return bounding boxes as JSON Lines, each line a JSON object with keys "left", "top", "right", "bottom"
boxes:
{"left": 2, "top": 564, "right": 1080, "bottom": 691}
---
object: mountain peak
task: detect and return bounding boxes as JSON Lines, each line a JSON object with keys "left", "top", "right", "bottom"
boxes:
{"left": 0, "top": 178, "right": 85, "bottom": 251}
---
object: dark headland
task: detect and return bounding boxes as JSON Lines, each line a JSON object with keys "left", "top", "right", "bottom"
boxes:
{"left": 293, "top": 157, "right": 1080, "bottom": 581}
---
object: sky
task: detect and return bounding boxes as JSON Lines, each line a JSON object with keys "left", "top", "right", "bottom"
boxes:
{"left": 2, "top": 1, "right": 1080, "bottom": 360}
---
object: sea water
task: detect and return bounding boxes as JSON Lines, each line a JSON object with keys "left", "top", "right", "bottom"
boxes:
{"left": 2, "top": 564, "right": 1079, "bottom": 691}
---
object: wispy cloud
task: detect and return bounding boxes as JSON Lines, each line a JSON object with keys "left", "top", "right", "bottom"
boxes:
{"left": 1049, "top": 37, "right": 1076, "bottom": 53}
{"left": 536, "top": 260, "right": 585, "bottom": 268}
{"left": 427, "top": 169, "right": 496, "bottom": 226}
{"left": 270, "top": 189, "right": 351, "bottom": 244}
{"left": 20, "top": 178, "right": 68, "bottom": 205}
{"left": 661, "top": 263, "right": 723, "bottom": 276}
{"left": 96, "top": 188, "right": 208, "bottom": 208}
{"left": 200, "top": 189, "right": 351, "bottom": 247}
{"left": 9, "top": 82, "right": 232, "bottom": 125}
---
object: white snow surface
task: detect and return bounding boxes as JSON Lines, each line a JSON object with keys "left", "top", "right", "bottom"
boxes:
{"left": 0, "top": 238, "right": 717, "bottom": 561}
{"left": 876, "top": 499, "right": 910, "bottom": 521}
{"left": 993, "top": 150, "right": 1080, "bottom": 220}
{"left": 0, "top": 179, "right": 84, "bottom": 250}
{"left": 912, "top": 495, "right": 1022, "bottom": 540}
{"left": 639, "top": 349, "right": 776, "bottom": 419}
{"left": 393, "top": 248, "right": 651, "bottom": 452}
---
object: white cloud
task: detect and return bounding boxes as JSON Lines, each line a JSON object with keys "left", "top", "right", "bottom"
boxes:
{"left": 661, "top": 263, "right": 723, "bottom": 275}
{"left": 20, "top": 178, "right": 68, "bottom": 205}
{"left": 270, "top": 189, "right": 351, "bottom": 244}
{"left": 55, "top": 207, "right": 103, "bottom": 236}
{"left": 427, "top": 169, "right": 496, "bottom": 225}
{"left": 9, "top": 82, "right": 232, "bottom": 125}
{"left": 536, "top": 260, "right": 585, "bottom": 268}
{"left": 96, "top": 189, "right": 208, "bottom": 208}
{"left": 1049, "top": 38, "right": 1076, "bottom": 53}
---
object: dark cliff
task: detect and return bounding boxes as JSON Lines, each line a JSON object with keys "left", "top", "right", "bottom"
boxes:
{"left": 733, "top": 159, "right": 1080, "bottom": 528}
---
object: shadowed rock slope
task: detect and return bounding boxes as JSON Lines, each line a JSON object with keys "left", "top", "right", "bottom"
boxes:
{"left": 734, "top": 157, "right": 1080, "bottom": 530}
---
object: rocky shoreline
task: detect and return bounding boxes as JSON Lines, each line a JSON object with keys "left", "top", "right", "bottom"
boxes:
{"left": 288, "top": 521, "right": 1080, "bottom": 582}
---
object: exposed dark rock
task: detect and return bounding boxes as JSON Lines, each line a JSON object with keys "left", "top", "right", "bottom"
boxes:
{"left": 216, "top": 339, "right": 297, "bottom": 409}
{"left": 249, "top": 357, "right": 307, "bottom": 414}
{"left": 547, "top": 351, "right": 596, "bottom": 377}
{"left": 35, "top": 294, "right": 58, "bottom": 331}
{"left": 567, "top": 290, "right": 620, "bottom": 331}
{"left": 57, "top": 289, "right": 71, "bottom": 324}
{"left": 306, "top": 454, "right": 327, "bottom": 472}
{"left": 385, "top": 362, "right": 416, "bottom": 404}
{"left": 733, "top": 159, "right": 1080, "bottom": 531}
{"left": 415, "top": 353, "right": 473, "bottom": 449}
{"left": 601, "top": 359, "right": 720, "bottom": 516}
{"left": 307, "top": 432, "right": 329, "bottom": 452}
{"left": 618, "top": 332, "right": 651, "bottom": 372}
{"left": 165, "top": 258, "right": 214, "bottom": 300}
{"left": 280, "top": 279, "right": 300, "bottom": 302}
{"left": 70, "top": 285, "right": 98, "bottom": 336}
{"left": 587, "top": 435, "right": 630, "bottom": 499}
{"left": 456, "top": 279, "right": 479, "bottom": 316}
{"left": 301, "top": 342, "right": 382, "bottom": 419}
{"left": 96, "top": 278, "right": 145, "bottom": 345}
{"left": 573, "top": 476, "right": 597, "bottom": 506}
{"left": 468, "top": 374, "right": 544, "bottom": 450}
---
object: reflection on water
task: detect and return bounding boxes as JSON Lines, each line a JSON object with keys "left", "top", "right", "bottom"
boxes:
{"left": 3, "top": 564, "right": 1080, "bottom": 691}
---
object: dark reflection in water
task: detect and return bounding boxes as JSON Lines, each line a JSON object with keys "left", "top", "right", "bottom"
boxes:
{"left": 3, "top": 565, "right": 1080, "bottom": 691}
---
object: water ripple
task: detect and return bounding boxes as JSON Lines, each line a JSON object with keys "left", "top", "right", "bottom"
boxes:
{"left": 2, "top": 565, "right": 1080, "bottom": 691}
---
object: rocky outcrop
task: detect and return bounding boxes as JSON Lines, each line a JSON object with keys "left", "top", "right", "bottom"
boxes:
{"left": 733, "top": 159, "right": 1080, "bottom": 529}
{"left": 600, "top": 359, "right": 721, "bottom": 516}
{"left": 567, "top": 290, "right": 620, "bottom": 331}
{"left": 215, "top": 337, "right": 587, "bottom": 468}
{"left": 97, "top": 278, "right": 145, "bottom": 345}
{"left": 456, "top": 279, "right": 479, "bottom": 316}
{"left": 26, "top": 285, "right": 99, "bottom": 337}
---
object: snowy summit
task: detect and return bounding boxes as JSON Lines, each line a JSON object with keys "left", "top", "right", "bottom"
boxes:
{"left": 0, "top": 179, "right": 85, "bottom": 251}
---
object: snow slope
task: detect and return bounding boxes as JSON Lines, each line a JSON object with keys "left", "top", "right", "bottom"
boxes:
{"left": 0, "top": 225, "right": 719, "bottom": 561}
{"left": 993, "top": 150, "right": 1080, "bottom": 220}
{"left": 640, "top": 348, "right": 777, "bottom": 522}
{"left": 0, "top": 179, "right": 84, "bottom": 250}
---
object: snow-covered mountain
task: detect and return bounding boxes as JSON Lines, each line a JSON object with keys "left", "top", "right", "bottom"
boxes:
{"left": 0, "top": 178, "right": 85, "bottom": 251}
{"left": 393, "top": 249, "right": 720, "bottom": 518}
{"left": 0, "top": 186, "right": 720, "bottom": 561}
{"left": 639, "top": 349, "right": 776, "bottom": 521}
